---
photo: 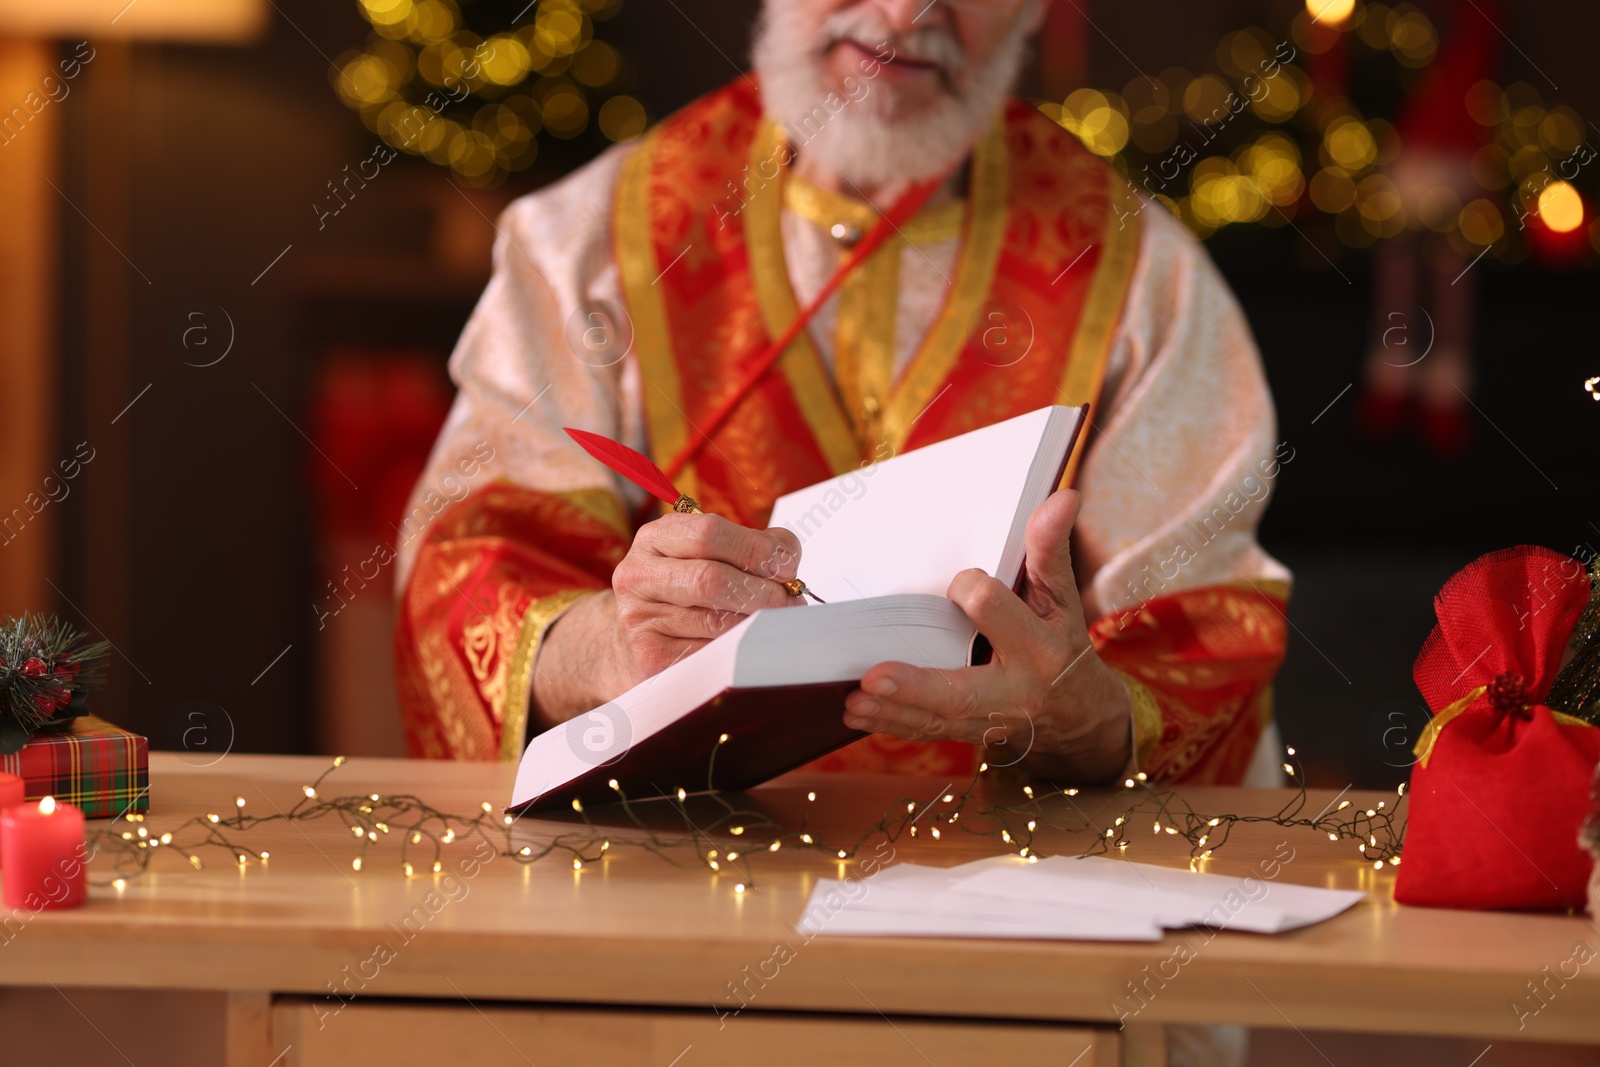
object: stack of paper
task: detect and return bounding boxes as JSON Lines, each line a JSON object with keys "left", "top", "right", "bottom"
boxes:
{"left": 795, "top": 855, "right": 1365, "bottom": 941}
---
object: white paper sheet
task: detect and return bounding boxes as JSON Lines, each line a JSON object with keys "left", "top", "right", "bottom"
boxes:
{"left": 795, "top": 855, "right": 1365, "bottom": 941}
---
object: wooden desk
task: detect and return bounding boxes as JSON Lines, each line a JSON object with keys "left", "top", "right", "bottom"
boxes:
{"left": 2, "top": 754, "right": 1597, "bottom": 1066}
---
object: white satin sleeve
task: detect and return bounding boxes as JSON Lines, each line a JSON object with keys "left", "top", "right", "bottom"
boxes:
{"left": 394, "top": 144, "right": 649, "bottom": 591}
{"left": 1074, "top": 201, "right": 1293, "bottom": 621}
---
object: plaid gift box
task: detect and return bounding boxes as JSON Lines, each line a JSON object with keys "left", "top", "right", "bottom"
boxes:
{"left": 0, "top": 716, "right": 148, "bottom": 819}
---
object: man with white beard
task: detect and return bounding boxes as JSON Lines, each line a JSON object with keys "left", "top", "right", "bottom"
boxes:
{"left": 395, "top": 0, "right": 1292, "bottom": 808}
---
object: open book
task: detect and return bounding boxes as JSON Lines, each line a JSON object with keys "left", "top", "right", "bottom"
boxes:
{"left": 509, "top": 405, "right": 1088, "bottom": 811}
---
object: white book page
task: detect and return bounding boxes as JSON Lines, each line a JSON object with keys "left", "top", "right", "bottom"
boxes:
{"left": 767, "top": 407, "right": 1073, "bottom": 603}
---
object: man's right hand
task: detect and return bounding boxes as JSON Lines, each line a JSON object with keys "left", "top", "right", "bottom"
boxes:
{"left": 531, "top": 513, "right": 803, "bottom": 727}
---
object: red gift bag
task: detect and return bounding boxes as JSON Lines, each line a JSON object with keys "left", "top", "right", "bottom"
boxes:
{"left": 1394, "top": 547, "right": 1600, "bottom": 911}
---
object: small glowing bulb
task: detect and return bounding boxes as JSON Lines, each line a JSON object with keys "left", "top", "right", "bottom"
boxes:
{"left": 1358, "top": 843, "right": 1367, "bottom": 853}
{"left": 768, "top": 841, "right": 781, "bottom": 851}
{"left": 160, "top": 833, "right": 173, "bottom": 845}
{"left": 709, "top": 860, "right": 720, "bottom": 870}
{"left": 1124, "top": 779, "right": 1136, "bottom": 789}
{"left": 370, "top": 794, "right": 379, "bottom": 802}
{"left": 573, "top": 858, "right": 582, "bottom": 870}
{"left": 1027, "top": 854, "right": 1039, "bottom": 863}
{"left": 931, "top": 828, "right": 941, "bottom": 840}
{"left": 352, "top": 825, "right": 364, "bottom": 837}
{"left": 1366, "top": 809, "right": 1375, "bottom": 817}
{"left": 1306, "top": 0, "right": 1355, "bottom": 25}
{"left": 1208, "top": 818, "right": 1220, "bottom": 827}
{"left": 1027, "top": 820, "right": 1037, "bottom": 831}
{"left": 1286, "top": 746, "right": 1296, "bottom": 756}
{"left": 432, "top": 861, "right": 442, "bottom": 873}
{"left": 481, "top": 802, "right": 492, "bottom": 813}
{"left": 137, "top": 827, "right": 149, "bottom": 839}
{"left": 303, "top": 786, "right": 317, "bottom": 798}
{"left": 376, "top": 822, "right": 389, "bottom": 834}
{"left": 1153, "top": 821, "right": 1161, "bottom": 834}
{"left": 412, "top": 832, "right": 422, "bottom": 844}
{"left": 726, "top": 851, "right": 739, "bottom": 861}
{"left": 502, "top": 815, "right": 513, "bottom": 826}
{"left": 1023, "top": 786, "right": 1034, "bottom": 798}
{"left": 207, "top": 814, "right": 220, "bottom": 823}
{"left": 259, "top": 851, "right": 269, "bottom": 860}
{"left": 608, "top": 779, "right": 620, "bottom": 791}
{"left": 1198, "top": 835, "right": 1209, "bottom": 846}
{"left": 442, "top": 830, "right": 455, "bottom": 844}
{"left": 1329, "top": 833, "right": 1339, "bottom": 841}
{"left": 602, "top": 840, "right": 610, "bottom": 851}
{"left": 708, "top": 849, "right": 719, "bottom": 859}
{"left": 1377, "top": 801, "right": 1386, "bottom": 809}
{"left": 1165, "top": 826, "right": 1177, "bottom": 835}
{"left": 1002, "top": 831, "right": 1013, "bottom": 843}
{"left": 1065, "top": 788, "right": 1079, "bottom": 796}
{"left": 237, "top": 854, "right": 248, "bottom": 866}
{"left": 113, "top": 878, "right": 127, "bottom": 891}
{"left": 333, "top": 755, "right": 346, "bottom": 766}
{"left": 188, "top": 856, "right": 202, "bottom": 869}
{"left": 1019, "top": 847, "right": 1030, "bottom": 857}
{"left": 1136, "top": 773, "right": 1147, "bottom": 782}
{"left": 1284, "top": 764, "right": 1296, "bottom": 776}
{"left": 979, "top": 761, "right": 991, "bottom": 774}
{"left": 801, "top": 834, "right": 813, "bottom": 844}
{"left": 1105, "top": 829, "right": 1116, "bottom": 838}
{"left": 352, "top": 857, "right": 362, "bottom": 871}
{"left": 1115, "top": 816, "right": 1126, "bottom": 826}
{"left": 910, "top": 826, "right": 918, "bottom": 837}
{"left": 1373, "top": 860, "right": 1383, "bottom": 870}
{"left": 519, "top": 847, "right": 532, "bottom": 857}
{"left": 1338, "top": 801, "right": 1351, "bottom": 810}
{"left": 367, "top": 832, "right": 377, "bottom": 842}
{"left": 1390, "top": 856, "right": 1401, "bottom": 866}
{"left": 677, "top": 788, "right": 687, "bottom": 802}
{"left": 1118, "top": 842, "right": 1128, "bottom": 851}
{"left": 730, "top": 826, "right": 745, "bottom": 836}
{"left": 718, "top": 733, "right": 729, "bottom": 744}
{"left": 735, "top": 883, "right": 746, "bottom": 893}
{"left": 235, "top": 797, "right": 246, "bottom": 808}
{"left": 571, "top": 798, "right": 583, "bottom": 813}
{"left": 1398, "top": 783, "right": 1407, "bottom": 796}
{"left": 403, "top": 862, "right": 415, "bottom": 877}
{"left": 808, "top": 791, "right": 817, "bottom": 802}
{"left": 837, "top": 850, "right": 847, "bottom": 859}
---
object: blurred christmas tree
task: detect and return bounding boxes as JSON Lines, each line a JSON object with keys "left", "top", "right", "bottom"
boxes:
{"left": 332, "top": 0, "right": 644, "bottom": 188}
{"left": 1040, "top": 0, "right": 1596, "bottom": 269}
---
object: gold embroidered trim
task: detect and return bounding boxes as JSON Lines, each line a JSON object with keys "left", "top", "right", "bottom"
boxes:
{"left": 746, "top": 119, "right": 861, "bottom": 476}
{"left": 833, "top": 231, "right": 901, "bottom": 446}
{"left": 500, "top": 588, "right": 595, "bottom": 763}
{"left": 614, "top": 133, "right": 699, "bottom": 500}
{"left": 1058, "top": 177, "right": 1143, "bottom": 488}
{"left": 878, "top": 118, "right": 1009, "bottom": 452}
{"left": 1117, "top": 669, "right": 1164, "bottom": 771}
{"left": 784, "top": 172, "right": 965, "bottom": 245}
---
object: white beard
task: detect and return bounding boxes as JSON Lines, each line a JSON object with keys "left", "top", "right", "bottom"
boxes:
{"left": 751, "top": 1, "right": 1038, "bottom": 190}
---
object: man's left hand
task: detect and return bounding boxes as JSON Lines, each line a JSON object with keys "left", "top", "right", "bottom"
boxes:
{"left": 842, "top": 489, "right": 1134, "bottom": 784}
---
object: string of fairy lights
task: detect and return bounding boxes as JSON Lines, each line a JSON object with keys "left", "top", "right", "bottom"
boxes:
{"left": 86, "top": 742, "right": 1405, "bottom": 895}
{"left": 1041, "top": 0, "right": 1597, "bottom": 263}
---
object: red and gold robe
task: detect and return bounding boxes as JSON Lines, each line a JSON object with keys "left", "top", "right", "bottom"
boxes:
{"left": 394, "top": 79, "right": 1292, "bottom": 785}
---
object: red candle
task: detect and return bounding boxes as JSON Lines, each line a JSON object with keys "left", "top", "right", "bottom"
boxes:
{"left": 0, "top": 796, "right": 88, "bottom": 910}
{"left": 0, "top": 772, "right": 24, "bottom": 866}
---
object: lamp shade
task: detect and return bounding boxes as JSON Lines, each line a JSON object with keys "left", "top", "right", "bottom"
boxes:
{"left": 0, "top": 0, "right": 267, "bottom": 42}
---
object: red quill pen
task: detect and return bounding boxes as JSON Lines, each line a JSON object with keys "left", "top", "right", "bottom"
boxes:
{"left": 564, "top": 427, "right": 822, "bottom": 602}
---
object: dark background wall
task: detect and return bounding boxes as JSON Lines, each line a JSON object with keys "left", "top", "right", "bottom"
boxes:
{"left": 44, "top": 0, "right": 1600, "bottom": 789}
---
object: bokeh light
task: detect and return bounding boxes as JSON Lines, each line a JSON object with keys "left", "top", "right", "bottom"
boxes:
{"left": 1537, "top": 180, "right": 1584, "bottom": 233}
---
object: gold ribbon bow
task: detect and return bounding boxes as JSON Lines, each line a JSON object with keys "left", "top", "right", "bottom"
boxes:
{"left": 1412, "top": 684, "right": 1594, "bottom": 767}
